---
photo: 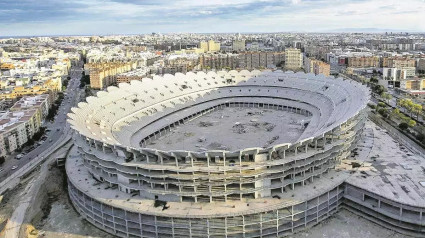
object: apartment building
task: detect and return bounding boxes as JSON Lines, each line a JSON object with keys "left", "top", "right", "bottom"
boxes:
{"left": 232, "top": 40, "right": 246, "bottom": 52}
{"left": 0, "top": 80, "right": 59, "bottom": 104}
{"left": 304, "top": 57, "right": 331, "bottom": 76}
{"left": 199, "top": 40, "right": 221, "bottom": 53}
{"left": 284, "top": 48, "right": 303, "bottom": 70}
{"left": 382, "top": 57, "right": 416, "bottom": 68}
{"left": 87, "top": 61, "right": 138, "bottom": 89}
{"left": 10, "top": 95, "right": 50, "bottom": 119}
{"left": 116, "top": 68, "right": 149, "bottom": 84}
{"left": 199, "top": 53, "right": 239, "bottom": 70}
{"left": 346, "top": 56, "right": 380, "bottom": 68}
{"left": 238, "top": 52, "right": 285, "bottom": 69}
{"left": 417, "top": 59, "right": 425, "bottom": 72}
{"left": 400, "top": 78, "right": 425, "bottom": 91}
{"left": 0, "top": 95, "right": 50, "bottom": 156}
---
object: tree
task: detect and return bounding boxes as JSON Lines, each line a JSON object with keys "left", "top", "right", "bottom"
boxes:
{"left": 408, "top": 119, "right": 417, "bottom": 128}
{"left": 413, "top": 104, "right": 422, "bottom": 120}
{"left": 381, "top": 92, "right": 392, "bottom": 104}
{"left": 399, "top": 122, "right": 409, "bottom": 130}
{"left": 416, "top": 133, "right": 425, "bottom": 142}
{"left": 378, "top": 108, "right": 388, "bottom": 118}
{"left": 370, "top": 77, "right": 379, "bottom": 84}
{"left": 373, "top": 85, "right": 386, "bottom": 95}
{"left": 392, "top": 108, "right": 400, "bottom": 115}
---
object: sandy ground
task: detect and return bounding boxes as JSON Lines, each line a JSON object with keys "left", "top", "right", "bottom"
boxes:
{"left": 149, "top": 107, "right": 309, "bottom": 151}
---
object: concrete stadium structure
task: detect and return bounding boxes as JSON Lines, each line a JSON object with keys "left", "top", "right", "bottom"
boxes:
{"left": 66, "top": 70, "right": 424, "bottom": 237}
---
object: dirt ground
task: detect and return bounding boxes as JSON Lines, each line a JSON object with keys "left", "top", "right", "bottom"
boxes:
{"left": 0, "top": 183, "right": 26, "bottom": 236}
{"left": 24, "top": 166, "right": 114, "bottom": 238}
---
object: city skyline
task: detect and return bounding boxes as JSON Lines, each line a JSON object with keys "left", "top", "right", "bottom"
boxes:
{"left": 1, "top": 0, "right": 425, "bottom": 36}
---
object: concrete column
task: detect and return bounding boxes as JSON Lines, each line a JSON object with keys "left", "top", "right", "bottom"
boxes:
{"left": 242, "top": 215, "right": 246, "bottom": 234}
{"left": 260, "top": 213, "right": 263, "bottom": 236}
{"left": 157, "top": 154, "right": 163, "bottom": 165}
{"left": 138, "top": 213, "right": 143, "bottom": 237}
{"left": 154, "top": 216, "right": 158, "bottom": 237}
{"left": 171, "top": 218, "right": 175, "bottom": 237}
{"left": 239, "top": 152, "right": 242, "bottom": 166}
{"left": 327, "top": 191, "right": 330, "bottom": 216}
{"left": 111, "top": 207, "right": 116, "bottom": 233}
{"left": 206, "top": 153, "right": 210, "bottom": 167}
{"left": 206, "top": 219, "right": 210, "bottom": 237}
{"left": 291, "top": 206, "right": 294, "bottom": 233}
{"left": 174, "top": 155, "right": 179, "bottom": 166}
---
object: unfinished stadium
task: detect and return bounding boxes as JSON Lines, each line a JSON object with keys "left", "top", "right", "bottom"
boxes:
{"left": 66, "top": 70, "right": 425, "bottom": 237}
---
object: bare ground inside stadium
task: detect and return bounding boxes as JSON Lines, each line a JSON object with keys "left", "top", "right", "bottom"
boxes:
{"left": 148, "top": 107, "right": 310, "bottom": 151}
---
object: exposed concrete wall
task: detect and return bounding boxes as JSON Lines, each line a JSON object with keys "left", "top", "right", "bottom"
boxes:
{"left": 68, "top": 181, "right": 345, "bottom": 238}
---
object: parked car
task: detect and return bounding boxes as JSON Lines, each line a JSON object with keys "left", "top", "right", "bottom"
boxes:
{"left": 11, "top": 166, "right": 18, "bottom": 170}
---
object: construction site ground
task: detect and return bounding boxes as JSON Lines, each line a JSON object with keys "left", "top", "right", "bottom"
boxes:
{"left": 149, "top": 107, "right": 309, "bottom": 151}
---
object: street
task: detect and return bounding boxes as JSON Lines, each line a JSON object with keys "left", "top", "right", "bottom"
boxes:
{"left": 0, "top": 61, "right": 83, "bottom": 183}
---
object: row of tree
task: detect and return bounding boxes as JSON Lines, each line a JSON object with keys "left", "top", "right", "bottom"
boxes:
{"left": 396, "top": 98, "right": 423, "bottom": 120}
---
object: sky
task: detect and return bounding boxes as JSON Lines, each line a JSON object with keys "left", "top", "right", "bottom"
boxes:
{"left": 0, "top": 0, "right": 424, "bottom": 36}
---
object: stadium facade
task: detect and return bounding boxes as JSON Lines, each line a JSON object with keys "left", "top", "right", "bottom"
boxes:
{"left": 66, "top": 70, "right": 424, "bottom": 237}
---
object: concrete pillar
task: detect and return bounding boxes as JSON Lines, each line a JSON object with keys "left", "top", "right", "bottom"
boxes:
{"left": 242, "top": 215, "right": 246, "bottom": 234}
{"left": 154, "top": 216, "right": 158, "bottom": 237}
{"left": 206, "top": 153, "right": 210, "bottom": 167}
{"left": 139, "top": 213, "right": 143, "bottom": 237}
{"left": 174, "top": 155, "right": 179, "bottom": 166}
{"left": 239, "top": 152, "right": 242, "bottom": 166}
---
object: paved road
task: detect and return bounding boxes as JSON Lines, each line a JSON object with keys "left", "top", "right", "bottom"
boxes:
{"left": 0, "top": 61, "right": 83, "bottom": 183}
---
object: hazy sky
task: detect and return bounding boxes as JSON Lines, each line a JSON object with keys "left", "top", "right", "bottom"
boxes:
{"left": 1, "top": 0, "right": 424, "bottom": 36}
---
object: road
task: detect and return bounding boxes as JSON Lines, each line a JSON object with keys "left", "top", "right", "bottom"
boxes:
{"left": 0, "top": 61, "right": 83, "bottom": 183}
